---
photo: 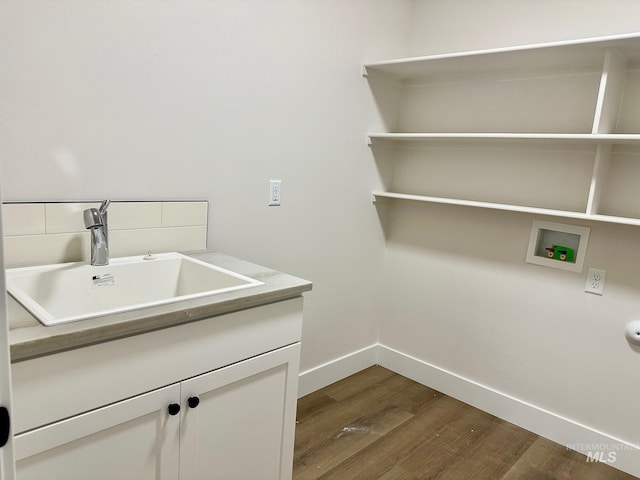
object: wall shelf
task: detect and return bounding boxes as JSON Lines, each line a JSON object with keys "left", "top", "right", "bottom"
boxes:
{"left": 362, "top": 32, "right": 640, "bottom": 83}
{"left": 367, "top": 133, "right": 640, "bottom": 145}
{"left": 372, "top": 192, "right": 640, "bottom": 227}
{"left": 366, "top": 32, "right": 640, "bottom": 227}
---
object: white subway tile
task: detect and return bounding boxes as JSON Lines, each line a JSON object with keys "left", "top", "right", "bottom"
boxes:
{"left": 109, "top": 226, "right": 207, "bottom": 258}
{"left": 4, "top": 201, "right": 208, "bottom": 268}
{"left": 46, "top": 203, "right": 100, "bottom": 234}
{"left": 108, "top": 202, "right": 162, "bottom": 230}
{"left": 2, "top": 204, "right": 46, "bottom": 236}
{"left": 162, "top": 202, "right": 208, "bottom": 227}
{"left": 46, "top": 202, "right": 164, "bottom": 233}
{"left": 4, "top": 232, "right": 90, "bottom": 268}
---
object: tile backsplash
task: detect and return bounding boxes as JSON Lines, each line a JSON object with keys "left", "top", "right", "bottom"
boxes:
{"left": 2, "top": 201, "right": 208, "bottom": 268}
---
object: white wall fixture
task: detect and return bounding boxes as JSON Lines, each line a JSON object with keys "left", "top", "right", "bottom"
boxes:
{"left": 584, "top": 267, "right": 607, "bottom": 295}
{"left": 625, "top": 320, "right": 640, "bottom": 346}
{"left": 525, "top": 220, "right": 590, "bottom": 273}
{"left": 268, "top": 180, "right": 282, "bottom": 207}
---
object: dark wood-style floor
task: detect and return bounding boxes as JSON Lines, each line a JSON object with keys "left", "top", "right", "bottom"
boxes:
{"left": 293, "top": 366, "right": 637, "bottom": 480}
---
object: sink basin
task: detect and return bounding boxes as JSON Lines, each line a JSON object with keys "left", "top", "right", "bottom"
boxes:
{"left": 6, "top": 252, "right": 264, "bottom": 326}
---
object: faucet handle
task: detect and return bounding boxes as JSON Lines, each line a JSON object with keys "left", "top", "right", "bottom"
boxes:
{"left": 98, "top": 199, "right": 111, "bottom": 215}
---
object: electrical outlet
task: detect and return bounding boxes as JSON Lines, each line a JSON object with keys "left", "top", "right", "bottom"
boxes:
{"left": 584, "top": 267, "right": 606, "bottom": 295}
{"left": 269, "top": 180, "right": 281, "bottom": 206}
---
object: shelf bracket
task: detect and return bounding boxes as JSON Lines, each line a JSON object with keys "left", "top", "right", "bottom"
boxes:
{"left": 586, "top": 143, "right": 612, "bottom": 215}
{"left": 592, "top": 48, "right": 628, "bottom": 134}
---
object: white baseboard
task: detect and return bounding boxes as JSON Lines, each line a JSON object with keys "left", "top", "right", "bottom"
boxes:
{"left": 297, "top": 344, "right": 378, "bottom": 398}
{"left": 297, "top": 343, "right": 640, "bottom": 478}
{"left": 376, "top": 344, "right": 640, "bottom": 479}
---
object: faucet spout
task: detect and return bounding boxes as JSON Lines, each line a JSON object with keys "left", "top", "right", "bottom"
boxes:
{"left": 84, "top": 200, "right": 110, "bottom": 266}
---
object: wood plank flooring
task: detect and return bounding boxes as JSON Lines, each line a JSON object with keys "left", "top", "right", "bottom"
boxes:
{"left": 293, "top": 366, "right": 637, "bottom": 480}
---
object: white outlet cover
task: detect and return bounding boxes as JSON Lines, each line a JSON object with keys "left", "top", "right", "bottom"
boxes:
{"left": 585, "top": 267, "right": 606, "bottom": 295}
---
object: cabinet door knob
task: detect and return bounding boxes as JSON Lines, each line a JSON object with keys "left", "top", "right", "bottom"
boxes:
{"left": 0, "top": 407, "right": 10, "bottom": 448}
{"left": 188, "top": 396, "right": 200, "bottom": 409}
{"left": 168, "top": 403, "right": 181, "bottom": 416}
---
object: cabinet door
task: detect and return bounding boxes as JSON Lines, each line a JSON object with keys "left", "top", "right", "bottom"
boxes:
{"left": 14, "top": 383, "right": 180, "bottom": 480}
{"left": 179, "top": 343, "right": 300, "bottom": 480}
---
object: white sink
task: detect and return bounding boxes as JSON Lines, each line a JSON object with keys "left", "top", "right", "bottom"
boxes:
{"left": 6, "top": 252, "right": 264, "bottom": 326}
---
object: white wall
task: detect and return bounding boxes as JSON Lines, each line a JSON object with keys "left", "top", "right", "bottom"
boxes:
{"left": 4, "top": 0, "right": 640, "bottom": 463}
{"left": 0, "top": 0, "right": 411, "bottom": 372}
{"left": 379, "top": 0, "right": 640, "bottom": 452}
{"left": 408, "top": 0, "right": 640, "bottom": 56}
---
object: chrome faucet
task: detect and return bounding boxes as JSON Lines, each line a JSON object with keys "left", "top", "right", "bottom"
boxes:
{"left": 83, "top": 200, "right": 111, "bottom": 266}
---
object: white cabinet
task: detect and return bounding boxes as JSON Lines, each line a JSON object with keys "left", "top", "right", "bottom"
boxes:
{"left": 364, "top": 33, "right": 640, "bottom": 226}
{"left": 11, "top": 298, "right": 303, "bottom": 480}
{"left": 15, "top": 384, "right": 181, "bottom": 480}
{"left": 179, "top": 345, "right": 298, "bottom": 480}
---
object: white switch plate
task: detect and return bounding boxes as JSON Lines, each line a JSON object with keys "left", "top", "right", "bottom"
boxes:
{"left": 269, "top": 180, "right": 281, "bottom": 206}
{"left": 585, "top": 267, "right": 606, "bottom": 295}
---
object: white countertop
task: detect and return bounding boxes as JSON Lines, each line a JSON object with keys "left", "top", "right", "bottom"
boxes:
{"left": 8, "top": 250, "right": 312, "bottom": 362}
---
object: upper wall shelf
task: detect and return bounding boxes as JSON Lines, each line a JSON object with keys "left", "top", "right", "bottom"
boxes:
{"left": 362, "top": 32, "right": 640, "bottom": 83}
{"left": 365, "top": 32, "right": 640, "bottom": 227}
{"left": 367, "top": 133, "right": 640, "bottom": 145}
